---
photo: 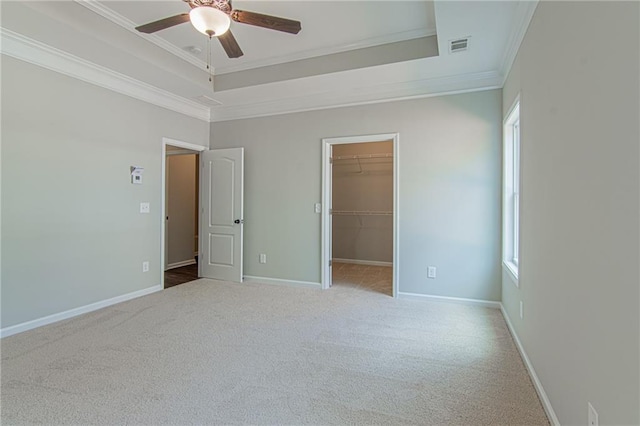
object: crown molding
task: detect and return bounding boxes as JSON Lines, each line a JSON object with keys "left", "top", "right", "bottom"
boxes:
{"left": 499, "top": 0, "right": 539, "bottom": 84}
{"left": 74, "top": 0, "right": 210, "bottom": 72}
{"left": 1, "top": 1, "right": 520, "bottom": 126}
{"left": 210, "top": 70, "right": 502, "bottom": 122}
{"left": 1, "top": 28, "right": 210, "bottom": 122}
{"left": 215, "top": 28, "right": 437, "bottom": 75}
{"left": 0, "top": 27, "right": 504, "bottom": 125}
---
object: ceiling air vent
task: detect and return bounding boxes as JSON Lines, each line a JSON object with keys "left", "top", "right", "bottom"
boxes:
{"left": 449, "top": 37, "right": 469, "bottom": 54}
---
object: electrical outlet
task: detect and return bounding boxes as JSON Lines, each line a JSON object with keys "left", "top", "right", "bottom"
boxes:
{"left": 314, "top": 203, "right": 322, "bottom": 214}
{"left": 520, "top": 301, "right": 524, "bottom": 319}
{"left": 142, "top": 261, "right": 149, "bottom": 272}
{"left": 259, "top": 253, "right": 267, "bottom": 264}
{"left": 427, "top": 266, "right": 436, "bottom": 279}
{"left": 140, "top": 202, "right": 150, "bottom": 213}
{"left": 588, "top": 402, "right": 598, "bottom": 426}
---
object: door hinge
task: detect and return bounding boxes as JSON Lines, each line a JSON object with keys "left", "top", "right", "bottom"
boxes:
{"left": 329, "top": 260, "right": 332, "bottom": 267}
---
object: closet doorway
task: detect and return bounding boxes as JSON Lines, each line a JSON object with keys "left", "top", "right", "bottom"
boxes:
{"left": 321, "top": 133, "right": 399, "bottom": 297}
{"left": 164, "top": 144, "right": 200, "bottom": 288}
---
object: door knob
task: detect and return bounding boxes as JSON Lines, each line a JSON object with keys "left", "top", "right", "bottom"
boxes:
{"left": 234, "top": 219, "right": 243, "bottom": 224}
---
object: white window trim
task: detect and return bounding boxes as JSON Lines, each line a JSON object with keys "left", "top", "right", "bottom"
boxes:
{"left": 503, "top": 98, "right": 520, "bottom": 287}
{"left": 503, "top": 260, "right": 519, "bottom": 286}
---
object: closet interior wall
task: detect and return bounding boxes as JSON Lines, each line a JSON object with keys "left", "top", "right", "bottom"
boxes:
{"left": 332, "top": 141, "right": 393, "bottom": 265}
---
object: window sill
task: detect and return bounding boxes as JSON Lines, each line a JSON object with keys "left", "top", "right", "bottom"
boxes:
{"left": 503, "top": 261, "right": 519, "bottom": 288}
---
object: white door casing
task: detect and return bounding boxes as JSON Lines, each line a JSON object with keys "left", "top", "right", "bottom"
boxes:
{"left": 165, "top": 158, "right": 170, "bottom": 270}
{"left": 200, "top": 148, "right": 244, "bottom": 282}
{"left": 321, "top": 133, "right": 399, "bottom": 296}
{"left": 322, "top": 143, "right": 334, "bottom": 288}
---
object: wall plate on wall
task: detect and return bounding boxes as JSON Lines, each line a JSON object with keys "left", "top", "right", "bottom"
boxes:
{"left": 131, "top": 166, "right": 144, "bottom": 184}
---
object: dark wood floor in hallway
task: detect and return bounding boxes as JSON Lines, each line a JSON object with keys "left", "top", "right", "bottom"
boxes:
{"left": 164, "top": 263, "right": 198, "bottom": 288}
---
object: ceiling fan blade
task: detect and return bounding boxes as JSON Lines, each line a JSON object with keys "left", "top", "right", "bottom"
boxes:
{"left": 231, "top": 10, "right": 301, "bottom": 35}
{"left": 135, "top": 13, "right": 190, "bottom": 34}
{"left": 218, "top": 30, "right": 244, "bottom": 58}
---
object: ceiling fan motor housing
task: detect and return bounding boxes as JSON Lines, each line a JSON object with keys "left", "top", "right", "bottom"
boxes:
{"left": 186, "top": 0, "right": 232, "bottom": 14}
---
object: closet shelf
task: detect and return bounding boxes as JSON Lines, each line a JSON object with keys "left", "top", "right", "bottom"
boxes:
{"left": 331, "top": 210, "right": 393, "bottom": 216}
{"left": 332, "top": 153, "right": 393, "bottom": 161}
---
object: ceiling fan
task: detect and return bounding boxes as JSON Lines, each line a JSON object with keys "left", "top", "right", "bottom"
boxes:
{"left": 135, "top": 0, "right": 302, "bottom": 59}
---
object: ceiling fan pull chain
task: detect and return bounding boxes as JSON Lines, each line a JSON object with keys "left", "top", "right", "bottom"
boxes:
{"left": 207, "top": 35, "right": 211, "bottom": 74}
{"left": 207, "top": 35, "right": 213, "bottom": 84}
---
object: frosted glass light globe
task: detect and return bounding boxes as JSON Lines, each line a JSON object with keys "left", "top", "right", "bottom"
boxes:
{"left": 189, "top": 7, "right": 231, "bottom": 37}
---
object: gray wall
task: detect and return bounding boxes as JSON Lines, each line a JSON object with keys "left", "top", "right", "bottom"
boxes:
{"left": 332, "top": 141, "right": 393, "bottom": 263}
{"left": 1, "top": 56, "right": 209, "bottom": 328}
{"left": 166, "top": 154, "right": 198, "bottom": 267}
{"left": 502, "top": 2, "right": 639, "bottom": 424}
{"left": 211, "top": 90, "right": 502, "bottom": 300}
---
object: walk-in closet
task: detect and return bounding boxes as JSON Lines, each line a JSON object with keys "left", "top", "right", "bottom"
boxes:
{"left": 331, "top": 140, "right": 394, "bottom": 295}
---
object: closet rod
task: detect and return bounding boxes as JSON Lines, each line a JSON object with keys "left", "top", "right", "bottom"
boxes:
{"left": 331, "top": 210, "right": 393, "bottom": 216}
{"left": 332, "top": 153, "right": 393, "bottom": 161}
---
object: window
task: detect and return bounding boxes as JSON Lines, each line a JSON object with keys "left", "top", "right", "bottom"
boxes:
{"left": 503, "top": 100, "right": 520, "bottom": 283}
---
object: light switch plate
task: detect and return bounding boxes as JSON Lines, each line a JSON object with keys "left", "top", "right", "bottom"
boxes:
{"left": 140, "top": 202, "right": 150, "bottom": 213}
{"left": 314, "top": 203, "right": 322, "bottom": 214}
{"left": 427, "top": 266, "right": 436, "bottom": 279}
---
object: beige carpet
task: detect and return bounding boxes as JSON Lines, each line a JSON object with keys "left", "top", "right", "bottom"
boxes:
{"left": 1, "top": 279, "right": 549, "bottom": 425}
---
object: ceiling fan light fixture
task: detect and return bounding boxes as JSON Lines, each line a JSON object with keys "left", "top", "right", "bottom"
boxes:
{"left": 189, "top": 6, "right": 230, "bottom": 37}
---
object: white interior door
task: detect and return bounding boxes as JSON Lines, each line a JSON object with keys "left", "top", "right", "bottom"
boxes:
{"left": 200, "top": 148, "right": 244, "bottom": 282}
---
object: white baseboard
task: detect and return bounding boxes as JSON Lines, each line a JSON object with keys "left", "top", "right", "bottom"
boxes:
{"left": 243, "top": 275, "right": 321, "bottom": 289}
{"left": 397, "top": 292, "right": 501, "bottom": 308}
{"left": 333, "top": 258, "right": 393, "bottom": 267}
{"left": 500, "top": 305, "right": 560, "bottom": 426}
{"left": 0, "top": 285, "right": 163, "bottom": 339}
{"left": 166, "top": 259, "right": 197, "bottom": 270}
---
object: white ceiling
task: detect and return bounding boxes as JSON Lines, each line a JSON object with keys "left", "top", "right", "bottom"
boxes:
{"left": 0, "top": 1, "right": 537, "bottom": 122}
